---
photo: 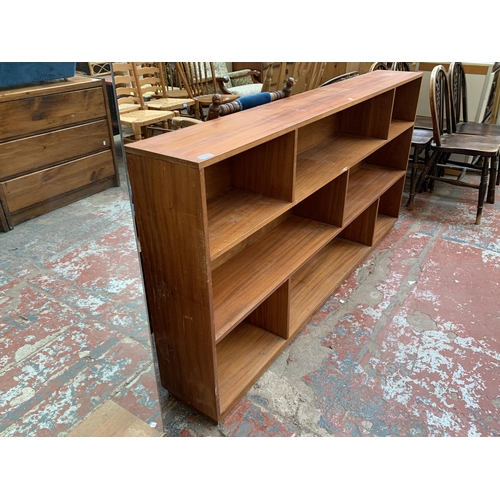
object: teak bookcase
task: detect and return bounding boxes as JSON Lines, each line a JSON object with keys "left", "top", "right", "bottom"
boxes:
{"left": 124, "top": 70, "right": 422, "bottom": 422}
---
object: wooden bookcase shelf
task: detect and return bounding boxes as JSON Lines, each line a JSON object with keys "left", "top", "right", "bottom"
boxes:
{"left": 124, "top": 70, "right": 422, "bottom": 422}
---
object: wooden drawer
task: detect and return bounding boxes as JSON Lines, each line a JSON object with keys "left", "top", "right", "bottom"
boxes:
{"left": 1, "top": 150, "right": 115, "bottom": 213}
{"left": 0, "top": 87, "right": 107, "bottom": 141}
{"left": 0, "top": 120, "right": 112, "bottom": 180}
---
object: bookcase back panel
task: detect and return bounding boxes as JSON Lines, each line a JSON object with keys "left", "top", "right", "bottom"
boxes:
{"left": 365, "top": 128, "right": 414, "bottom": 170}
{"left": 297, "top": 114, "right": 341, "bottom": 154}
{"left": 340, "top": 90, "right": 395, "bottom": 139}
{"left": 392, "top": 79, "right": 422, "bottom": 122}
{"left": 232, "top": 131, "right": 296, "bottom": 202}
{"left": 292, "top": 173, "right": 348, "bottom": 228}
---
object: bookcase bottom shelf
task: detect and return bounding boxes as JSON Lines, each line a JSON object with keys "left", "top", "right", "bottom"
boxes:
{"left": 217, "top": 322, "right": 286, "bottom": 415}
{"left": 215, "top": 215, "right": 398, "bottom": 418}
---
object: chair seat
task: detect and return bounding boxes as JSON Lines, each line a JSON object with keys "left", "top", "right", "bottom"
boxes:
{"left": 456, "top": 121, "right": 500, "bottom": 137}
{"left": 412, "top": 128, "right": 433, "bottom": 146}
{"left": 433, "top": 133, "right": 500, "bottom": 157}
{"left": 146, "top": 97, "right": 195, "bottom": 111}
{"left": 119, "top": 109, "right": 175, "bottom": 126}
{"left": 227, "top": 83, "right": 263, "bottom": 97}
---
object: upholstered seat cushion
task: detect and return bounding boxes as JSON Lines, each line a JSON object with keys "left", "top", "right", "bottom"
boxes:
{"left": 228, "top": 83, "right": 263, "bottom": 97}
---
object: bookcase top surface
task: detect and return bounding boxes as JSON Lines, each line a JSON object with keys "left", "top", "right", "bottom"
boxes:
{"left": 124, "top": 71, "right": 422, "bottom": 168}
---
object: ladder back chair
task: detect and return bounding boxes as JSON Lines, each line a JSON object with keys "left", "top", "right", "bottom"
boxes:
{"left": 416, "top": 65, "right": 500, "bottom": 224}
{"left": 112, "top": 62, "right": 176, "bottom": 141}
{"left": 132, "top": 62, "right": 195, "bottom": 112}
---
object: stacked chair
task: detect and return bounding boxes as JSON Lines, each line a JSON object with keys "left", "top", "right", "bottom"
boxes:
{"left": 112, "top": 62, "right": 177, "bottom": 141}
{"left": 415, "top": 64, "right": 500, "bottom": 224}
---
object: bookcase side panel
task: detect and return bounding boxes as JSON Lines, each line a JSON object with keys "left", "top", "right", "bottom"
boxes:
{"left": 126, "top": 154, "right": 219, "bottom": 420}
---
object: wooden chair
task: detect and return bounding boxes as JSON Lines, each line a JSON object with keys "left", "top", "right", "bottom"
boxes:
{"left": 391, "top": 62, "right": 411, "bottom": 71}
{"left": 381, "top": 60, "right": 434, "bottom": 209}
{"left": 319, "top": 71, "right": 359, "bottom": 87}
{"left": 131, "top": 62, "right": 195, "bottom": 112}
{"left": 206, "top": 77, "right": 295, "bottom": 120}
{"left": 448, "top": 61, "right": 500, "bottom": 199}
{"left": 416, "top": 65, "right": 500, "bottom": 224}
{"left": 261, "top": 62, "right": 286, "bottom": 92}
{"left": 112, "top": 62, "right": 176, "bottom": 141}
{"left": 449, "top": 61, "right": 498, "bottom": 133}
{"left": 176, "top": 62, "right": 238, "bottom": 119}
{"left": 212, "top": 62, "right": 263, "bottom": 97}
{"left": 289, "top": 62, "right": 326, "bottom": 94}
{"left": 88, "top": 62, "right": 111, "bottom": 76}
{"left": 369, "top": 62, "right": 388, "bottom": 71}
{"left": 169, "top": 78, "right": 295, "bottom": 129}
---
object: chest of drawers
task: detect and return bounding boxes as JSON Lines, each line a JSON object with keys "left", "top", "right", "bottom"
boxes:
{"left": 0, "top": 76, "right": 119, "bottom": 231}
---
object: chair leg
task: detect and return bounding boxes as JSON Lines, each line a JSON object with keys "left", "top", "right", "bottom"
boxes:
{"left": 488, "top": 155, "right": 498, "bottom": 203}
{"left": 131, "top": 123, "right": 143, "bottom": 141}
{"left": 407, "top": 145, "right": 421, "bottom": 210}
{"left": 416, "top": 149, "right": 440, "bottom": 194}
{"left": 476, "top": 157, "right": 489, "bottom": 225}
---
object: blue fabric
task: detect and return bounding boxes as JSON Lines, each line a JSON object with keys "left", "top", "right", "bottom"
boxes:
{"left": 236, "top": 92, "right": 272, "bottom": 110}
{"left": 0, "top": 63, "right": 76, "bottom": 89}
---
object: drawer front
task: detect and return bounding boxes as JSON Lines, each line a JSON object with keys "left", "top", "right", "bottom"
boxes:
{"left": 0, "top": 87, "right": 107, "bottom": 141}
{"left": 0, "top": 120, "right": 111, "bottom": 180}
{"left": 1, "top": 150, "right": 115, "bottom": 213}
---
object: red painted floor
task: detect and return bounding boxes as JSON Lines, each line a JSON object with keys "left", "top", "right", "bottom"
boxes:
{"left": 1, "top": 141, "right": 499, "bottom": 437}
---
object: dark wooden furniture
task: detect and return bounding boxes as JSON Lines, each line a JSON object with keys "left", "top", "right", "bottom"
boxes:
{"left": 378, "top": 60, "right": 434, "bottom": 209}
{"left": 416, "top": 65, "right": 500, "bottom": 224}
{"left": 0, "top": 76, "right": 120, "bottom": 231}
{"left": 391, "top": 62, "right": 411, "bottom": 71}
{"left": 370, "top": 62, "right": 389, "bottom": 71}
{"left": 449, "top": 62, "right": 500, "bottom": 195}
{"left": 406, "top": 128, "right": 433, "bottom": 210}
{"left": 124, "top": 70, "right": 422, "bottom": 422}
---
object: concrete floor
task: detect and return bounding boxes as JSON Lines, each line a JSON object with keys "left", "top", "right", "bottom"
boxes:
{"left": 1, "top": 138, "right": 499, "bottom": 437}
